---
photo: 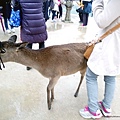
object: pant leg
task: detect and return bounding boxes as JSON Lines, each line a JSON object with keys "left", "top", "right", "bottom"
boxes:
{"left": 43, "top": 1, "right": 49, "bottom": 22}
{"left": 79, "top": 12, "right": 83, "bottom": 22}
{"left": 26, "top": 43, "right": 32, "bottom": 49}
{"left": 3, "top": 17, "right": 9, "bottom": 30}
{"left": 57, "top": 11, "right": 59, "bottom": 19}
{"left": 83, "top": 13, "right": 89, "bottom": 26}
{"left": 103, "top": 76, "right": 116, "bottom": 109}
{"left": 39, "top": 42, "right": 45, "bottom": 49}
{"left": 10, "top": 25, "right": 14, "bottom": 29}
{"left": 86, "top": 13, "right": 89, "bottom": 25}
{"left": 59, "top": 4, "right": 62, "bottom": 18}
{"left": 52, "top": 10, "right": 56, "bottom": 20}
{"left": 86, "top": 67, "right": 99, "bottom": 112}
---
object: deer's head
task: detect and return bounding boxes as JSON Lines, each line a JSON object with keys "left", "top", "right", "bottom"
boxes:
{"left": 0, "top": 35, "right": 28, "bottom": 55}
{"left": 0, "top": 35, "right": 28, "bottom": 69}
{"left": 0, "top": 35, "right": 17, "bottom": 69}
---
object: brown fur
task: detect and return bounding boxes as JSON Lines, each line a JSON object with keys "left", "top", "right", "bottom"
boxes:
{"left": 0, "top": 35, "right": 87, "bottom": 110}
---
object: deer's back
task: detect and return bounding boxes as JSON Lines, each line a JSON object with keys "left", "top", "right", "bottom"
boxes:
{"left": 37, "top": 43, "right": 87, "bottom": 77}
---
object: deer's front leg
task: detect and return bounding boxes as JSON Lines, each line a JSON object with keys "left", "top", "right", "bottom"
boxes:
{"left": 74, "top": 73, "right": 85, "bottom": 97}
{"left": 47, "top": 87, "right": 51, "bottom": 110}
{"left": 47, "top": 76, "right": 60, "bottom": 110}
{"left": 51, "top": 88, "right": 54, "bottom": 102}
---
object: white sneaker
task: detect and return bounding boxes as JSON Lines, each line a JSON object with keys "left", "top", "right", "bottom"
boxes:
{"left": 79, "top": 106, "right": 103, "bottom": 119}
{"left": 51, "top": 19, "right": 56, "bottom": 23}
{"left": 6, "top": 29, "right": 11, "bottom": 34}
{"left": 11, "top": 28, "right": 15, "bottom": 33}
{"left": 98, "top": 101, "right": 111, "bottom": 117}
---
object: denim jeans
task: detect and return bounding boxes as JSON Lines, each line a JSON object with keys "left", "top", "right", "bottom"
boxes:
{"left": 86, "top": 67, "right": 116, "bottom": 113}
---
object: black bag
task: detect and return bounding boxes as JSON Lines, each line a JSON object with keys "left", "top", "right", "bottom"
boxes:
{"left": 76, "top": 7, "right": 83, "bottom": 14}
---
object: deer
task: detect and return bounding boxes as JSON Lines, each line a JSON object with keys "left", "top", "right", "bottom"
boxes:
{"left": 0, "top": 35, "right": 87, "bottom": 110}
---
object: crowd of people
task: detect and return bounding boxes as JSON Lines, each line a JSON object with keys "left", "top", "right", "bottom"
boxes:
{"left": 0, "top": 0, "right": 65, "bottom": 34}
{"left": 0, "top": 0, "right": 93, "bottom": 35}
{"left": 50, "top": 0, "right": 64, "bottom": 22}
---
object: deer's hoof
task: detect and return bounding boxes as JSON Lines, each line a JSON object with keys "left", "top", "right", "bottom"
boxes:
{"left": 74, "top": 93, "right": 78, "bottom": 97}
{"left": 48, "top": 106, "right": 51, "bottom": 110}
{"left": 48, "top": 103, "right": 51, "bottom": 110}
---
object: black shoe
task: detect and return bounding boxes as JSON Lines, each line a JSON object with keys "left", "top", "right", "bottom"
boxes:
{"left": 26, "top": 67, "right": 32, "bottom": 70}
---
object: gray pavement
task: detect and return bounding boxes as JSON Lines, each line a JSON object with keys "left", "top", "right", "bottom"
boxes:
{"left": 0, "top": 9, "right": 120, "bottom": 120}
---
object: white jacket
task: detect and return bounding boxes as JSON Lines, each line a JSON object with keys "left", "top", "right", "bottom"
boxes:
{"left": 87, "top": 0, "right": 120, "bottom": 76}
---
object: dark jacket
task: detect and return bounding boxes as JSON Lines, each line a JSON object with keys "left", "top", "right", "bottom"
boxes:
{"left": 17, "top": 0, "right": 48, "bottom": 43}
{"left": 83, "top": 1, "right": 92, "bottom": 14}
{"left": 0, "top": 0, "right": 11, "bottom": 19}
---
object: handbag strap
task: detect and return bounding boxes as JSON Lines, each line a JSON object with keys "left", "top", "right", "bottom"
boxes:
{"left": 98, "top": 23, "right": 120, "bottom": 42}
{"left": 87, "top": 23, "right": 120, "bottom": 46}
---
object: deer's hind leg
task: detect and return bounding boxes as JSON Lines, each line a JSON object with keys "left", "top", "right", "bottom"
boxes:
{"left": 51, "top": 88, "right": 54, "bottom": 102}
{"left": 74, "top": 70, "right": 86, "bottom": 97}
{"left": 47, "top": 76, "right": 60, "bottom": 110}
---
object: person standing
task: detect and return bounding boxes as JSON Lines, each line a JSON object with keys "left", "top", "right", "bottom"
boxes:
{"left": 82, "top": 0, "right": 92, "bottom": 26}
{"left": 43, "top": 0, "right": 49, "bottom": 22}
{"left": 48, "top": 0, "right": 53, "bottom": 17}
{"left": 13, "top": 0, "right": 48, "bottom": 70}
{"left": 51, "top": 0, "right": 59, "bottom": 21}
{"left": 0, "top": 0, "right": 15, "bottom": 33}
{"left": 76, "top": 0, "right": 84, "bottom": 23}
{"left": 57, "top": 0, "right": 64, "bottom": 20}
{"left": 79, "top": 0, "right": 120, "bottom": 119}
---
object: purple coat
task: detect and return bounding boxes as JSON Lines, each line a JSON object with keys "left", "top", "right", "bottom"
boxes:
{"left": 19, "top": 0, "right": 48, "bottom": 43}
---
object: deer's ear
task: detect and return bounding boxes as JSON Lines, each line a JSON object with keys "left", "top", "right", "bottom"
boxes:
{"left": 19, "top": 42, "right": 28, "bottom": 48}
{"left": 16, "top": 42, "right": 28, "bottom": 51}
{"left": 8, "top": 35, "right": 17, "bottom": 43}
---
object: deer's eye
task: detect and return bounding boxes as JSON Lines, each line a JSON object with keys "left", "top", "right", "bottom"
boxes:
{"left": 0, "top": 48, "right": 6, "bottom": 54}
